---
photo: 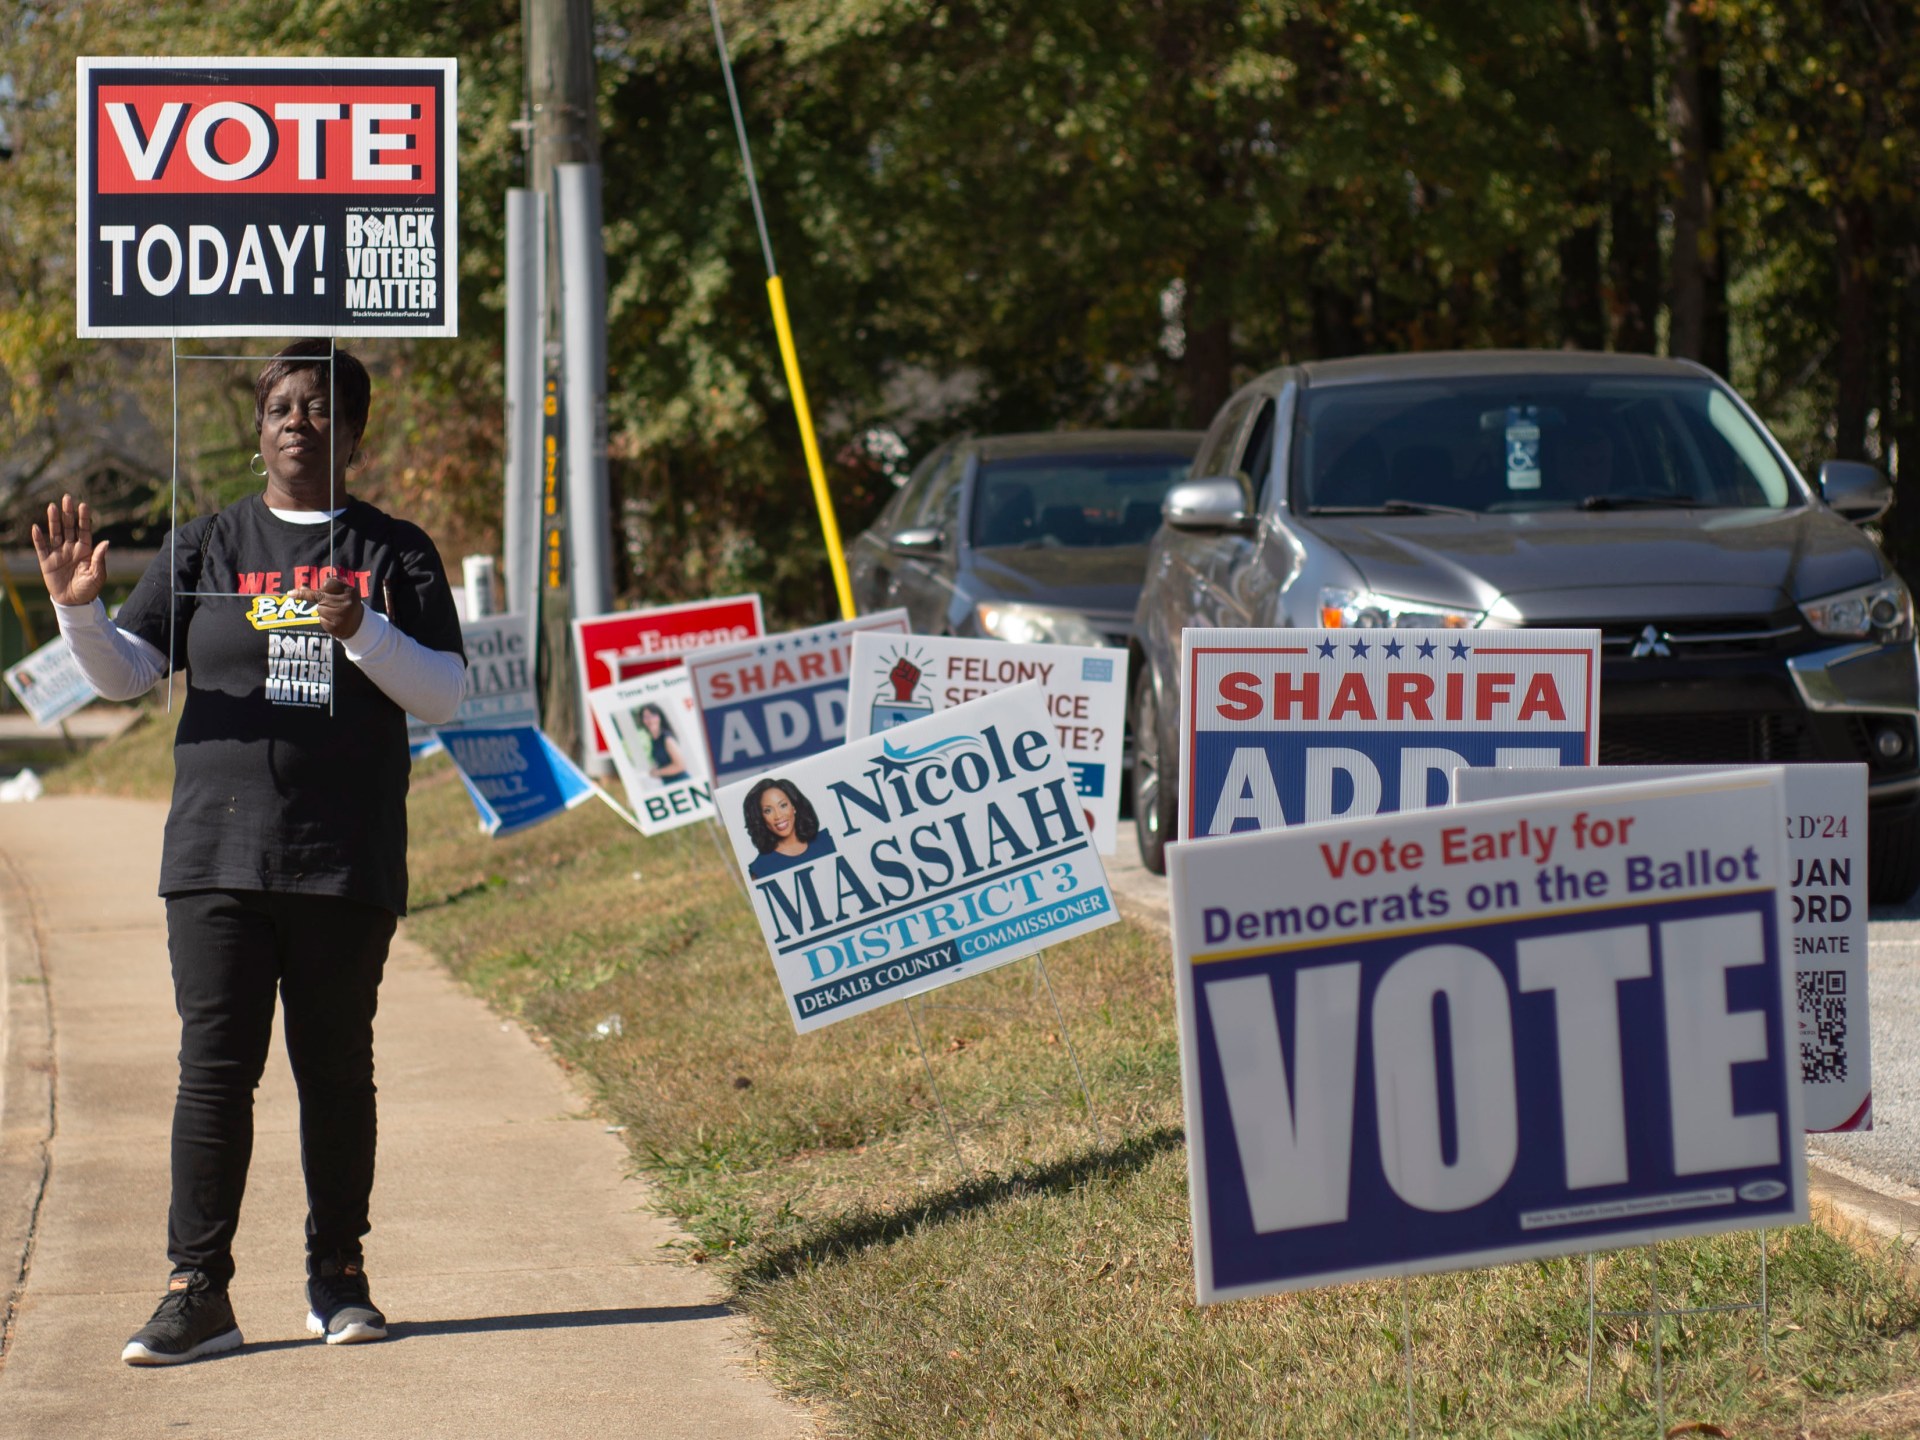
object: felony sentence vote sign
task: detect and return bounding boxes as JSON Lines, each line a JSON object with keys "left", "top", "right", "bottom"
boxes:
{"left": 845, "top": 632, "right": 1129, "bottom": 853}
{"left": 1180, "top": 627, "right": 1600, "bottom": 839}
{"left": 1457, "top": 763, "right": 1872, "bottom": 1133}
{"left": 572, "top": 594, "right": 764, "bottom": 758}
{"left": 719, "top": 684, "right": 1117, "bottom": 1033}
{"left": 686, "top": 610, "right": 909, "bottom": 785}
{"left": 76, "top": 57, "right": 458, "bottom": 336}
{"left": 1171, "top": 770, "right": 1805, "bottom": 1302}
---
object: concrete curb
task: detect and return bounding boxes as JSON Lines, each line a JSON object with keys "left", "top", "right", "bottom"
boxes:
{"left": 1808, "top": 1160, "right": 1920, "bottom": 1282}
{"left": 0, "top": 847, "right": 55, "bottom": 1365}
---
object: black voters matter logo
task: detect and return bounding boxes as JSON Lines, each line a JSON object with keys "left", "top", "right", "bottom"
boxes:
{"left": 344, "top": 212, "right": 439, "bottom": 314}
{"left": 265, "top": 631, "right": 333, "bottom": 708}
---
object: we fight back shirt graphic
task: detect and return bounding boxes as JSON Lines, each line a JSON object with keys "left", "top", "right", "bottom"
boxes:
{"left": 114, "top": 496, "right": 464, "bottom": 912}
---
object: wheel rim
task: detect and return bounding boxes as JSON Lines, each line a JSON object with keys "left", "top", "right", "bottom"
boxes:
{"left": 1135, "top": 683, "right": 1161, "bottom": 839}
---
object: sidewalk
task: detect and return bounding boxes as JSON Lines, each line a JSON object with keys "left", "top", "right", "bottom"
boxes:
{"left": 0, "top": 796, "right": 814, "bottom": 1439}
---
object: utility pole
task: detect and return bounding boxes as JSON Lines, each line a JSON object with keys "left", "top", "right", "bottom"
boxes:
{"left": 523, "top": 0, "right": 611, "bottom": 763}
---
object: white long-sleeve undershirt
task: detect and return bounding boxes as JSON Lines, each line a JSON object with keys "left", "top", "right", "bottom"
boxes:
{"left": 54, "top": 598, "right": 468, "bottom": 724}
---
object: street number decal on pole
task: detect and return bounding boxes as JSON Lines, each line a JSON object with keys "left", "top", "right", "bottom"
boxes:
{"left": 1170, "top": 770, "right": 1805, "bottom": 1303}
{"left": 718, "top": 683, "right": 1117, "bottom": 1033}
{"left": 1179, "top": 627, "right": 1600, "bottom": 840}
{"left": 845, "top": 632, "right": 1129, "bottom": 854}
{"left": 76, "top": 57, "right": 458, "bottom": 337}
{"left": 1457, "top": 762, "right": 1873, "bottom": 1133}
{"left": 685, "top": 609, "right": 909, "bottom": 784}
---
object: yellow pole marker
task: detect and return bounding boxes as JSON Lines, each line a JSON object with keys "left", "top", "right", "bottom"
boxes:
{"left": 0, "top": 550, "right": 40, "bottom": 649}
{"left": 766, "top": 275, "right": 854, "bottom": 619}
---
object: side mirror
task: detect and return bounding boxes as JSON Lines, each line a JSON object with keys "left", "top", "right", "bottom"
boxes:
{"left": 1163, "top": 476, "right": 1255, "bottom": 534}
{"left": 1820, "top": 460, "right": 1892, "bottom": 524}
{"left": 888, "top": 526, "right": 945, "bottom": 556}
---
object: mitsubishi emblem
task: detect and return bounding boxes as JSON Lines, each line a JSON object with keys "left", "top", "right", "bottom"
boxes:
{"left": 1629, "top": 624, "right": 1672, "bottom": 658}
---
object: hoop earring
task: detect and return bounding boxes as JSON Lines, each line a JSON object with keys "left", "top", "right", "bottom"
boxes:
{"left": 249, "top": 453, "right": 267, "bottom": 477}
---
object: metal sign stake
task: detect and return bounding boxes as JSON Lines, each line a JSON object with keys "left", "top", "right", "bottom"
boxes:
{"left": 903, "top": 997, "right": 967, "bottom": 1173}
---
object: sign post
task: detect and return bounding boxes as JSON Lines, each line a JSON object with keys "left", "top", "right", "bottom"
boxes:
{"left": 1170, "top": 769, "right": 1805, "bottom": 1303}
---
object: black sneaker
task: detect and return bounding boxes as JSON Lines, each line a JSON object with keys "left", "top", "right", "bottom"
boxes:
{"left": 305, "top": 1256, "right": 387, "bottom": 1344}
{"left": 121, "top": 1270, "right": 242, "bottom": 1365}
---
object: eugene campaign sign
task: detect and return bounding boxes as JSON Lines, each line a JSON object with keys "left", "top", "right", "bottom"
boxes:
{"left": 76, "top": 58, "right": 458, "bottom": 336}
{"left": 4, "top": 635, "right": 99, "bottom": 727}
{"left": 588, "top": 667, "right": 717, "bottom": 836}
{"left": 1171, "top": 770, "right": 1805, "bottom": 1303}
{"left": 719, "top": 684, "right": 1117, "bottom": 1033}
{"left": 572, "top": 594, "right": 764, "bottom": 758}
{"left": 1457, "top": 763, "right": 1872, "bottom": 1133}
{"left": 687, "top": 610, "right": 910, "bottom": 784}
{"left": 846, "top": 632, "right": 1130, "bottom": 853}
{"left": 1180, "top": 627, "right": 1600, "bottom": 840}
{"left": 440, "top": 725, "right": 595, "bottom": 838}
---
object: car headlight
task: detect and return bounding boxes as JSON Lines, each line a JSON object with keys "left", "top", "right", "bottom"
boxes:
{"left": 1318, "top": 586, "right": 1482, "bottom": 629}
{"left": 1799, "top": 578, "right": 1915, "bottom": 641}
{"left": 975, "top": 602, "right": 1111, "bottom": 647}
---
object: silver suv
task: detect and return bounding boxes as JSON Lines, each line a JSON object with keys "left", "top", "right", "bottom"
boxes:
{"left": 1129, "top": 351, "right": 1920, "bottom": 900}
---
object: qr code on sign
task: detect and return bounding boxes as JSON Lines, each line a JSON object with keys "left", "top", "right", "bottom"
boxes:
{"left": 1797, "top": 969, "right": 1847, "bottom": 1083}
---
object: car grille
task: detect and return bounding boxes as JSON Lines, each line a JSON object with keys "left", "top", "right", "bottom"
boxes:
{"left": 1597, "top": 615, "right": 1804, "bottom": 658}
{"left": 1599, "top": 712, "right": 1822, "bottom": 766}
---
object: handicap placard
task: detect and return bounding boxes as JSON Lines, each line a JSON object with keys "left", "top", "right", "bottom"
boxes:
{"left": 1170, "top": 769, "right": 1804, "bottom": 1303}
{"left": 439, "top": 724, "right": 596, "bottom": 838}
{"left": 686, "top": 610, "right": 909, "bottom": 785}
{"left": 1180, "top": 627, "right": 1600, "bottom": 840}
{"left": 4, "top": 634, "right": 99, "bottom": 727}
{"left": 718, "top": 683, "right": 1117, "bottom": 1033}
{"left": 588, "top": 666, "right": 717, "bottom": 836}
{"left": 1456, "top": 762, "right": 1871, "bottom": 1133}
{"left": 846, "top": 633, "right": 1129, "bottom": 854}
{"left": 572, "top": 594, "right": 765, "bottom": 758}
{"left": 407, "top": 612, "right": 537, "bottom": 757}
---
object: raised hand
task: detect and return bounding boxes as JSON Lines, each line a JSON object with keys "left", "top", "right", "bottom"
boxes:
{"left": 289, "top": 576, "right": 365, "bottom": 641}
{"left": 30, "top": 494, "right": 110, "bottom": 607}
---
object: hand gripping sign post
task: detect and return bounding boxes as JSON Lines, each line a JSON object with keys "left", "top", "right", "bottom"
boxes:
{"left": 588, "top": 666, "right": 719, "bottom": 836}
{"left": 846, "top": 633, "right": 1130, "bottom": 854}
{"left": 1456, "top": 763, "right": 1871, "bottom": 1133}
{"left": 1171, "top": 769, "right": 1805, "bottom": 1307}
{"left": 77, "top": 58, "right": 458, "bottom": 337}
{"left": 572, "top": 594, "right": 764, "bottom": 759}
{"left": 687, "top": 610, "right": 909, "bottom": 785}
{"left": 1180, "top": 627, "right": 1600, "bottom": 839}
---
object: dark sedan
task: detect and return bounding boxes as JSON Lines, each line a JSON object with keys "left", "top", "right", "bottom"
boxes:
{"left": 849, "top": 430, "right": 1202, "bottom": 646}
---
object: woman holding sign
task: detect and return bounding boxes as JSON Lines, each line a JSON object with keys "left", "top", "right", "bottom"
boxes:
{"left": 35, "top": 341, "right": 466, "bottom": 1364}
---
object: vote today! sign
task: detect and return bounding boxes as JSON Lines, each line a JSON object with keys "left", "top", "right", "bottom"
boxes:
{"left": 845, "top": 632, "right": 1129, "bottom": 853}
{"left": 686, "top": 610, "right": 909, "bottom": 785}
{"left": 718, "top": 684, "right": 1117, "bottom": 1033}
{"left": 1169, "top": 770, "right": 1805, "bottom": 1303}
{"left": 1456, "top": 763, "right": 1872, "bottom": 1133}
{"left": 1180, "top": 627, "right": 1600, "bottom": 840}
{"left": 571, "top": 594, "right": 764, "bottom": 759}
{"left": 76, "top": 58, "right": 459, "bottom": 337}
{"left": 440, "top": 725, "right": 596, "bottom": 838}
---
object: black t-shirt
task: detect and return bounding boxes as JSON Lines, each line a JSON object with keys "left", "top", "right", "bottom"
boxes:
{"left": 117, "top": 495, "right": 465, "bottom": 914}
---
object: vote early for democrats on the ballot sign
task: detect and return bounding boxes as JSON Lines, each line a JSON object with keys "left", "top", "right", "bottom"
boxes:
{"left": 1169, "top": 769, "right": 1805, "bottom": 1303}
{"left": 719, "top": 684, "right": 1117, "bottom": 1033}
{"left": 1180, "top": 626, "right": 1600, "bottom": 839}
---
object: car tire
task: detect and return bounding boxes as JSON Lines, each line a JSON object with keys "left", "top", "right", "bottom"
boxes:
{"left": 1132, "top": 673, "right": 1175, "bottom": 876}
{"left": 1869, "top": 808, "right": 1920, "bottom": 905}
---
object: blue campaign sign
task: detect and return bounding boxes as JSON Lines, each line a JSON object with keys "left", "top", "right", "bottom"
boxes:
{"left": 684, "top": 610, "right": 909, "bottom": 784}
{"left": 1179, "top": 628, "right": 1599, "bottom": 840}
{"left": 1169, "top": 770, "right": 1805, "bottom": 1302}
{"left": 439, "top": 725, "right": 596, "bottom": 838}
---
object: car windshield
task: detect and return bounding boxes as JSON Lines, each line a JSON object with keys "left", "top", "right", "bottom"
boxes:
{"left": 1294, "top": 376, "right": 1800, "bottom": 514}
{"left": 971, "top": 454, "right": 1193, "bottom": 548}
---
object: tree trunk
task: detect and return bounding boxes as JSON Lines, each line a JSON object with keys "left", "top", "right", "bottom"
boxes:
{"left": 1608, "top": 192, "right": 1661, "bottom": 351}
{"left": 1833, "top": 197, "right": 1878, "bottom": 462}
{"left": 1664, "top": 0, "right": 1726, "bottom": 375}
{"left": 1883, "top": 249, "right": 1920, "bottom": 578}
{"left": 1559, "top": 218, "right": 1605, "bottom": 350}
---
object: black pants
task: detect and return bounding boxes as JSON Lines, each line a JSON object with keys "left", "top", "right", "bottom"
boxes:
{"left": 165, "top": 889, "right": 396, "bottom": 1288}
